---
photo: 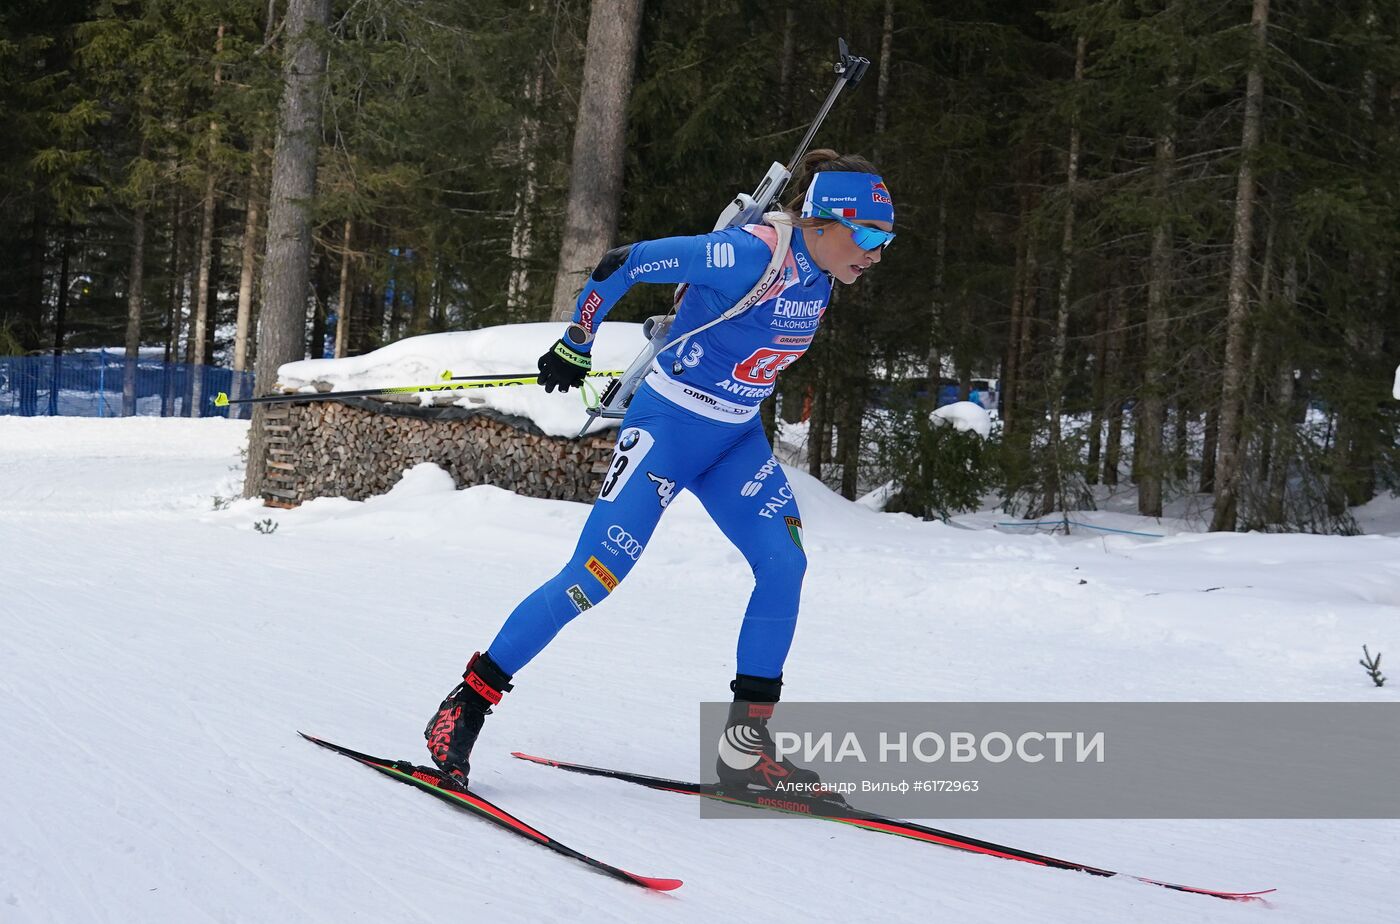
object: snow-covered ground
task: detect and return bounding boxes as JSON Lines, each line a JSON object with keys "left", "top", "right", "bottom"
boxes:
{"left": 2, "top": 415, "right": 1397, "bottom": 923}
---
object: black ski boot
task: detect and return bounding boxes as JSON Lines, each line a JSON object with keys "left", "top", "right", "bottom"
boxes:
{"left": 715, "top": 673, "right": 833, "bottom": 798}
{"left": 424, "top": 651, "right": 513, "bottom": 786}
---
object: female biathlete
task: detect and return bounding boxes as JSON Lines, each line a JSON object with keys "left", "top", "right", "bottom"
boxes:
{"left": 425, "top": 150, "right": 895, "bottom": 793}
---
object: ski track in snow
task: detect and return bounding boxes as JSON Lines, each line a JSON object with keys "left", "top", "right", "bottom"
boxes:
{"left": 1, "top": 416, "right": 1396, "bottom": 923}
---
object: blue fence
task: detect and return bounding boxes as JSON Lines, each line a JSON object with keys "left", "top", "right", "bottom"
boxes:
{"left": 0, "top": 351, "right": 254, "bottom": 419}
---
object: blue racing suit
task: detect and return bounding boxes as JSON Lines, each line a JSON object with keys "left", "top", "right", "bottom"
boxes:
{"left": 487, "top": 222, "right": 832, "bottom": 679}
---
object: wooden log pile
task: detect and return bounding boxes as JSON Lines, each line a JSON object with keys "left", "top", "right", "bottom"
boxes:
{"left": 256, "top": 398, "right": 615, "bottom": 507}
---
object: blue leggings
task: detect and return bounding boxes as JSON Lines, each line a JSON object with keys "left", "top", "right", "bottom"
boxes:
{"left": 487, "top": 382, "right": 807, "bottom": 679}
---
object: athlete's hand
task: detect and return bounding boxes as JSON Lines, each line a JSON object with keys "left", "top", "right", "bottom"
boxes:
{"left": 537, "top": 325, "right": 593, "bottom": 394}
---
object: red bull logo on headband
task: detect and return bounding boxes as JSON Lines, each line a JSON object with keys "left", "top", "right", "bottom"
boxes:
{"left": 801, "top": 170, "right": 895, "bottom": 224}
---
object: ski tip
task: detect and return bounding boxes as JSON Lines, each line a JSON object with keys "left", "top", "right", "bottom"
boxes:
{"left": 511, "top": 752, "right": 556, "bottom": 766}
{"left": 628, "top": 874, "right": 683, "bottom": 892}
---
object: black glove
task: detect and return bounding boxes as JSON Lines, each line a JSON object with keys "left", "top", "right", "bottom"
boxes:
{"left": 537, "top": 325, "right": 593, "bottom": 394}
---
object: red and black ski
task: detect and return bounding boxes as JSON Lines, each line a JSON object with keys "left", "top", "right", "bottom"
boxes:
{"left": 511, "top": 751, "right": 1274, "bottom": 903}
{"left": 298, "top": 733, "right": 681, "bottom": 892}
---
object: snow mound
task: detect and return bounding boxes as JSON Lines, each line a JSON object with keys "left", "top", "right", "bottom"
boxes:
{"left": 276, "top": 323, "right": 647, "bottom": 437}
{"left": 933, "top": 400, "right": 992, "bottom": 438}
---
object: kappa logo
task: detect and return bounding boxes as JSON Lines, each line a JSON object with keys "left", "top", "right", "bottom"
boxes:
{"left": 565, "top": 583, "right": 593, "bottom": 614}
{"left": 648, "top": 472, "right": 676, "bottom": 509}
{"left": 740, "top": 456, "right": 780, "bottom": 497}
{"left": 605, "top": 524, "right": 643, "bottom": 560}
{"left": 585, "top": 556, "right": 618, "bottom": 592}
{"left": 757, "top": 482, "right": 794, "bottom": 519}
{"left": 579, "top": 290, "right": 604, "bottom": 332}
{"left": 706, "top": 241, "right": 736, "bottom": 269}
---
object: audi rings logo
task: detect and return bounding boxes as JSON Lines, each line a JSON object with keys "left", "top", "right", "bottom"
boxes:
{"left": 606, "top": 525, "right": 644, "bottom": 560}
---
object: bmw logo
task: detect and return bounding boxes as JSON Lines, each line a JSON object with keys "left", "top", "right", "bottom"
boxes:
{"left": 620, "top": 428, "right": 640, "bottom": 451}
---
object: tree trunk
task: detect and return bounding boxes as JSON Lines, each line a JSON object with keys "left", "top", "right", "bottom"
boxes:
{"left": 1002, "top": 169, "right": 1033, "bottom": 433}
{"left": 233, "top": 150, "right": 265, "bottom": 401}
{"left": 1200, "top": 405, "right": 1218, "bottom": 494}
{"left": 245, "top": 0, "right": 332, "bottom": 498}
{"left": 163, "top": 190, "right": 185, "bottom": 416}
{"left": 1087, "top": 295, "right": 1108, "bottom": 484}
{"left": 1103, "top": 282, "right": 1125, "bottom": 487}
{"left": 309, "top": 247, "right": 329, "bottom": 359}
{"left": 1138, "top": 50, "right": 1178, "bottom": 516}
{"left": 507, "top": 60, "right": 546, "bottom": 317}
{"left": 926, "top": 180, "right": 947, "bottom": 402}
{"left": 122, "top": 198, "right": 148, "bottom": 417}
{"left": 1265, "top": 255, "right": 1299, "bottom": 524}
{"left": 549, "top": 0, "right": 644, "bottom": 321}
{"left": 49, "top": 228, "right": 73, "bottom": 416}
{"left": 190, "top": 24, "right": 226, "bottom": 418}
{"left": 334, "top": 219, "right": 353, "bottom": 357}
{"left": 1044, "top": 35, "right": 1086, "bottom": 517}
{"left": 1210, "top": 0, "right": 1270, "bottom": 531}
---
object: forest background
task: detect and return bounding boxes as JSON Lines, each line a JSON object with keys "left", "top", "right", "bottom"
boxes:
{"left": 3, "top": 0, "right": 1397, "bottom": 533}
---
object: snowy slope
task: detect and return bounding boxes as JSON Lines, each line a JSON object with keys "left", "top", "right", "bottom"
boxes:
{"left": 1, "top": 416, "right": 1396, "bottom": 923}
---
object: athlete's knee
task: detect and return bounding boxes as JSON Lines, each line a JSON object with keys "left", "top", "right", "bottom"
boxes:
{"left": 553, "top": 552, "right": 625, "bottom": 619}
{"left": 753, "top": 545, "right": 806, "bottom": 591}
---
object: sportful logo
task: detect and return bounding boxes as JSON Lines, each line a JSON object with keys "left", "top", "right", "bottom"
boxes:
{"left": 706, "top": 241, "right": 737, "bottom": 269}
{"left": 627, "top": 257, "right": 680, "bottom": 281}
{"left": 585, "top": 556, "right": 619, "bottom": 592}
{"left": 741, "top": 456, "right": 780, "bottom": 497}
{"left": 605, "top": 524, "right": 643, "bottom": 560}
{"left": 648, "top": 472, "right": 676, "bottom": 509}
{"left": 579, "top": 290, "right": 604, "bottom": 332}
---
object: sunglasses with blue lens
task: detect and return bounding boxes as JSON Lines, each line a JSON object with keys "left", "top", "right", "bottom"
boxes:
{"left": 815, "top": 205, "right": 896, "bottom": 251}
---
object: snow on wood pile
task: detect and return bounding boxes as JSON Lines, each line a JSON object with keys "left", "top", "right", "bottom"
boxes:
{"left": 255, "top": 324, "right": 642, "bottom": 507}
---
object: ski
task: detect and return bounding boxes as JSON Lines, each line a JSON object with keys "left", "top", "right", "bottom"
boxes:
{"left": 511, "top": 751, "right": 1274, "bottom": 903}
{"left": 298, "top": 733, "right": 682, "bottom": 892}
{"left": 215, "top": 369, "right": 623, "bottom": 408}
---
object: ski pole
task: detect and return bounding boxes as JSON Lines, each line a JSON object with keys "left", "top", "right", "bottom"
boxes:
{"left": 214, "top": 369, "right": 623, "bottom": 407}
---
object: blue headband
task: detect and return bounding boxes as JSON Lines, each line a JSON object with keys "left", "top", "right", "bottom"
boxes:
{"left": 800, "top": 171, "right": 894, "bottom": 225}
